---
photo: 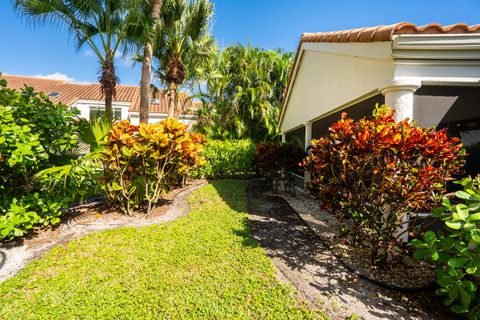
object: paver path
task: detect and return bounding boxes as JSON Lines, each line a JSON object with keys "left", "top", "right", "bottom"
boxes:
{"left": 0, "top": 181, "right": 206, "bottom": 283}
{"left": 246, "top": 179, "right": 454, "bottom": 320}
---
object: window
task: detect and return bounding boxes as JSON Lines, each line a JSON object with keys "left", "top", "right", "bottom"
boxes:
{"left": 47, "top": 92, "right": 60, "bottom": 97}
{"left": 89, "top": 106, "right": 122, "bottom": 120}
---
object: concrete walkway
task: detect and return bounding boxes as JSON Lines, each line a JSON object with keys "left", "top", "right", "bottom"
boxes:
{"left": 246, "top": 179, "right": 455, "bottom": 320}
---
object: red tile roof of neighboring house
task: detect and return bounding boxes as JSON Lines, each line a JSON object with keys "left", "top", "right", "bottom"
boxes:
{"left": 300, "top": 22, "right": 480, "bottom": 44}
{"left": 2, "top": 75, "right": 198, "bottom": 115}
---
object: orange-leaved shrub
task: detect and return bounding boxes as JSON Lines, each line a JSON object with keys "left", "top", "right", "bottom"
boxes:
{"left": 303, "top": 105, "right": 465, "bottom": 265}
{"left": 100, "top": 119, "right": 205, "bottom": 215}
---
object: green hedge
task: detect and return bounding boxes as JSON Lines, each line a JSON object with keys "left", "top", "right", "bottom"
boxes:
{"left": 197, "top": 140, "right": 256, "bottom": 179}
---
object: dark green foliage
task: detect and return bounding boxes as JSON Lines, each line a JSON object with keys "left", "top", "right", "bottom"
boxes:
{"left": 194, "top": 44, "right": 293, "bottom": 141}
{"left": 0, "top": 75, "right": 90, "bottom": 240}
{"left": 412, "top": 176, "right": 480, "bottom": 319}
{"left": 195, "top": 140, "right": 257, "bottom": 179}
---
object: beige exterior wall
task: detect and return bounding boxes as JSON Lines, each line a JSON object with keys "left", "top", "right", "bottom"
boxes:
{"left": 280, "top": 42, "right": 394, "bottom": 132}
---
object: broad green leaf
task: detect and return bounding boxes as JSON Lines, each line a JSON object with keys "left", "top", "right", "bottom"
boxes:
{"left": 456, "top": 191, "right": 476, "bottom": 201}
{"left": 469, "top": 212, "right": 480, "bottom": 221}
{"left": 459, "top": 286, "right": 472, "bottom": 307}
{"left": 424, "top": 231, "right": 436, "bottom": 244}
{"left": 446, "top": 220, "right": 462, "bottom": 230}
{"left": 456, "top": 204, "right": 469, "bottom": 220}
{"left": 413, "top": 249, "right": 428, "bottom": 260}
{"left": 448, "top": 258, "right": 469, "bottom": 268}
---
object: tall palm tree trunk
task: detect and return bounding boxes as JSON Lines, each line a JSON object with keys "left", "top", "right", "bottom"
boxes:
{"left": 167, "top": 81, "right": 177, "bottom": 118}
{"left": 100, "top": 54, "right": 117, "bottom": 121}
{"left": 140, "top": 0, "right": 164, "bottom": 124}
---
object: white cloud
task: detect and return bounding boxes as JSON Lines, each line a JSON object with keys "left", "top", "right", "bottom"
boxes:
{"left": 34, "top": 72, "right": 75, "bottom": 82}
{"left": 84, "top": 49, "right": 94, "bottom": 57}
{"left": 33, "top": 72, "right": 91, "bottom": 84}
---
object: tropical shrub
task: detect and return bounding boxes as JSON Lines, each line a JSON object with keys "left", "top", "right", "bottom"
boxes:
{"left": 100, "top": 119, "right": 205, "bottom": 215}
{"left": 195, "top": 139, "right": 256, "bottom": 179}
{"left": 303, "top": 106, "right": 465, "bottom": 265}
{"left": 254, "top": 142, "right": 305, "bottom": 191}
{"left": 0, "top": 75, "right": 81, "bottom": 240}
{"left": 412, "top": 176, "right": 480, "bottom": 319}
{"left": 35, "top": 158, "right": 103, "bottom": 205}
{"left": 0, "top": 199, "right": 39, "bottom": 240}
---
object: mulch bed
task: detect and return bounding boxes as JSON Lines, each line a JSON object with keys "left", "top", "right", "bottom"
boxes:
{"left": 21, "top": 180, "right": 205, "bottom": 247}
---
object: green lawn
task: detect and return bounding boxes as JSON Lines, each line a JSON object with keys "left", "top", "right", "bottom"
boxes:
{"left": 0, "top": 180, "right": 323, "bottom": 319}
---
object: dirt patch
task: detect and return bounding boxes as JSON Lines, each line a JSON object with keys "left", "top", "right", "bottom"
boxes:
{"left": 247, "top": 179, "right": 458, "bottom": 320}
{"left": 0, "top": 180, "right": 206, "bottom": 283}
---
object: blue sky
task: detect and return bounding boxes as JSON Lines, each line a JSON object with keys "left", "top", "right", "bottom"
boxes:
{"left": 1, "top": 0, "right": 479, "bottom": 85}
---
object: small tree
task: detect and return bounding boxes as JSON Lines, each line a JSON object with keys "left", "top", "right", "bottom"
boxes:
{"left": 153, "top": 0, "right": 214, "bottom": 118}
{"left": 15, "top": 0, "right": 138, "bottom": 121}
{"left": 303, "top": 106, "right": 465, "bottom": 265}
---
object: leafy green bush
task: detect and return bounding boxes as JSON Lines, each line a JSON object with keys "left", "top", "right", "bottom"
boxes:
{"left": 0, "top": 74, "right": 81, "bottom": 241}
{"left": 0, "top": 199, "right": 39, "bottom": 240}
{"left": 35, "top": 159, "right": 103, "bottom": 206}
{"left": 303, "top": 106, "right": 465, "bottom": 265}
{"left": 100, "top": 119, "right": 205, "bottom": 215}
{"left": 195, "top": 139, "right": 256, "bottom": 179}
{"left": 412, "top": 176, "right": 480, "bottom": 318}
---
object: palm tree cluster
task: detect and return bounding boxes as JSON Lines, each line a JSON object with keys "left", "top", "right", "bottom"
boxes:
{"left": 14, "top": 0, "right": 292, "bottom": 142}
{"left": 14, "top": 0, "right": 213, "bottom": 123}
{"left": 195, "top": 44, "right": 293, "bottom": 141}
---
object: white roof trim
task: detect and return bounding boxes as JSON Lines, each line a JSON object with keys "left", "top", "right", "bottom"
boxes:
{"left": 393, "top": 34, "right": 480, "bottom": 60}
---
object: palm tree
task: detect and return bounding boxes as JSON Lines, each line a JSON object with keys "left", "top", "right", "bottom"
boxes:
{"left": 194, "top": 44, "right": 293, "bottom": 141}
{"left": 139, "top": 0, "right": 164, "bottom": 124}
{"left": 15, "top": 0, "right": 137, "bottom": 121}
{"left": 154, "top": 0, "right": 214, "bottom": 118}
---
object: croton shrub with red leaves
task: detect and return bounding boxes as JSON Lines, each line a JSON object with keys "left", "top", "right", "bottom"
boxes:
{"left": 254, "top": 142, "right": 305, "bottom": 191}
{"left": 100, "top": 119, "right": 205, "bottom": 215}
{"left": 303, "top": 105, "right": 466, "bottom": 265}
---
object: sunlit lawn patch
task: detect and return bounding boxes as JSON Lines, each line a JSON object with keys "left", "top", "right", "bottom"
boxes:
{"left": 0, "top": 180, "right": 323, "bottom": 319}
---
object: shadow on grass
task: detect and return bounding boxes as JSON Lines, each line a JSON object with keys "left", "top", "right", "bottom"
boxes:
{"left": 210, "top": 179, "right": 260, "bottom": 249}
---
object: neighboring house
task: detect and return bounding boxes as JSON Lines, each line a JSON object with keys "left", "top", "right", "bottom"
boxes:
{"left": 279, "top": 22, "right": 480, "bottom": 188}
{"left": 3, "top": 75, "right": 198, "bottom": 125}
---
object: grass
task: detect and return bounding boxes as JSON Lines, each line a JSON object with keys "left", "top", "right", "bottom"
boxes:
{"left": 0, "top": 180, "right": 323, "bottom": 319}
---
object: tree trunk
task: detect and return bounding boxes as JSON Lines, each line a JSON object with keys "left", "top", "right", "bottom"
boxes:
{"left": 105, "top": 86, "right": 113, "bottom": 121}
{"left": 139, "top": 0, "right": 164, "bottom": 124}
{"left": 174, "top": 90, "right": 179, "bottom": 118}
{"left": 167, "top": 81, "right": 177, "bottom": 118}
{"left": 100, "top": 55, "right": 116, "bottom": 122}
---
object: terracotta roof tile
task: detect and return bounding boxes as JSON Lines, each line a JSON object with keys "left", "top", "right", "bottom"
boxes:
{"left": 300, "top": 22, "right": 480, "bottom": 45}
{"left": 2, "top": 75, "right": 197, "bottom": 115}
